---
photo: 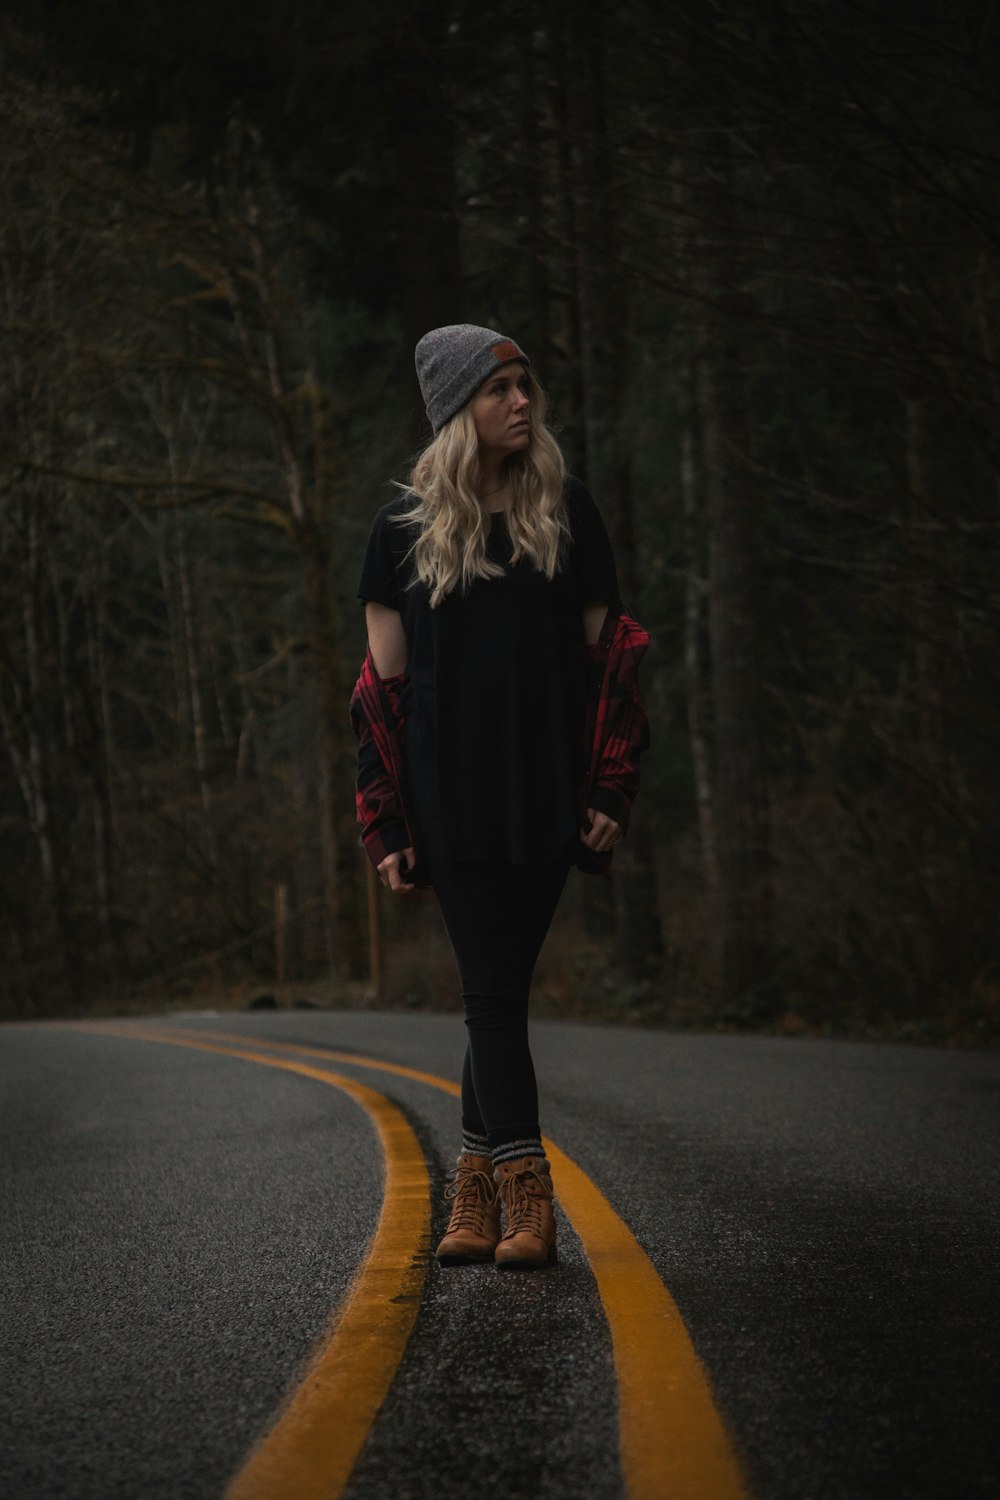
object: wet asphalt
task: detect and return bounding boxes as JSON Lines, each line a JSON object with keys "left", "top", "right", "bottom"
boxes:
{"left": 1, "top": 1011, "right": 997, "bottom": 1500}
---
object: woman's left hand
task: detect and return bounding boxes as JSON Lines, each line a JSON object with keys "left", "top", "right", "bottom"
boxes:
{"left": 580, "top": 807, "right": 622, "bottom": 854}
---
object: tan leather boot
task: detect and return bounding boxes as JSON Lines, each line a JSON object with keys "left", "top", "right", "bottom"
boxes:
{"left": 493, "top": 1155, "right": 558, "bottom": 1269}
{"left": 434, "top": 1153, "right": 502, "bottom": 1264}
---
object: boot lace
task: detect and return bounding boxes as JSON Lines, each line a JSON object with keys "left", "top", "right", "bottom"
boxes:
{"left": 499, "top": 1164, "right": 548, "bottom": 1240}
{"left": 443, "top": 1165, "right": 496, "bottom": 1233}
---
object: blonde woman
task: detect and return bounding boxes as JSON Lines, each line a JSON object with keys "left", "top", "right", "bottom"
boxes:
{"left": 352, "top": 324, "right": 649, "bottom": 1270}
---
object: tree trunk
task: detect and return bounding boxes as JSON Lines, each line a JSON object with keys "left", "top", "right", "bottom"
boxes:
{"left": 901, "top": 393, "right": 958, "bottom": 954}
{"left": 700, "top": 352, "right": 774, "bottom": 1017}
{"left": 680, "top": 415, "right": 719, "bottom": 924}
{"left": 21, "top": 499, "right": 79, "bottom": 1006}
{"left": 520, "top": 32, "right": 552, "bottom": 352}
{"left": 294, "top": 515, "right": 365, "bottom": 979}
{"left": 175, "top": 518, "right": 215, "bottom": 856}
{"left": 85, "top": 582, "right": 121, "bottom": 993}
{"left": 389, "top": 1, "right": 463, "bottom": 445}
{"left": 562, "top": 0, "right": 664, "bottom": 995}
{"left": 551, "top": 17, "right": 587, "bottom": 472}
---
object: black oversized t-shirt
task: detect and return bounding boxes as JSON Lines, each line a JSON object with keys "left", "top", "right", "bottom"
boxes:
{"left": 357, "top": 476, "right": 620, "bottom": 865}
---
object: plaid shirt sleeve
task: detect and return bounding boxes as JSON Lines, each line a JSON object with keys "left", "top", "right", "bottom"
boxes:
{"left": 579, "top": 607, "right": 651, "bottom": 871}
{"left": 349, "top": 651, "right": 414, "bottom": 871}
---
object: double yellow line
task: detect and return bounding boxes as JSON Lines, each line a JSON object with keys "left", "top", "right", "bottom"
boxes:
{"left": 72, "top": 1022, "right": 749, "bottom": 1500}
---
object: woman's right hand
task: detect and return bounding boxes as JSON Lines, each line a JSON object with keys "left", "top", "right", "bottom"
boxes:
{"left": 377, "top": 847, "right": 418, "bottom": 892}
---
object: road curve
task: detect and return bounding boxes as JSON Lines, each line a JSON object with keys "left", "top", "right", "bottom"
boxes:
{"left": 2, "top": 1011, "right": 997, "bottom": 1500}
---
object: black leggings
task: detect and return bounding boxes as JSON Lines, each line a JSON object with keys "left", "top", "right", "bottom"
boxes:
{"left": 428, "top": 853, "right": 570, "bottom": 1150}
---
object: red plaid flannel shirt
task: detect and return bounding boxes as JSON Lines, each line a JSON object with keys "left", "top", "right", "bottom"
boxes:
{"left": 349, "top": 604, "right": 650, "bottom": 881}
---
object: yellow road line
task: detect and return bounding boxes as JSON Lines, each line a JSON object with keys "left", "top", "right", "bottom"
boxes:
{"left": 150, "top": 1022, "right": 750, "bottom": 1500}
{"left": 546, "top": 1143, "right": 748, "bottom": 1500}
{"left": 175, "top": 1025, "right": 465, "bottom": 1096}
{"left": 72, "top": 1025, "right": 430, "bottom": 1500}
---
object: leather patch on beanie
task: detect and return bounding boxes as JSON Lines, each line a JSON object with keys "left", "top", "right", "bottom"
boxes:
{"left": 491, "top": 339, "right": 521, "bottom": 363}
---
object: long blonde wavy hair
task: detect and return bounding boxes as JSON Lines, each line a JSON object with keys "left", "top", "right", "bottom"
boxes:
{"left": 393, "top": 368, "right": 568, "bottom": 608}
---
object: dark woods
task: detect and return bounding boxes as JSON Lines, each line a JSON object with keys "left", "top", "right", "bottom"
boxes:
{"left": 1, "top": 3, "right": 997, "bottom": 1039}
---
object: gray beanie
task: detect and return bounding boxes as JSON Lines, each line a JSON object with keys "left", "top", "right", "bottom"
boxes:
{"left": 415, "top": 324, "right": 530, "bottom": 434}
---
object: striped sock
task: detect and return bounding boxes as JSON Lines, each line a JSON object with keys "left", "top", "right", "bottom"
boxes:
{"left": 461, "top": 1127, "right": 490, "bottom": 1158}
{"left": 491, "top": 1136, "right": 546, "bottom": 1169}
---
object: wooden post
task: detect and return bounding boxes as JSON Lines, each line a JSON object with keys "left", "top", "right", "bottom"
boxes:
{"left": 275, "top": 882, "right": 289, "bottom": 991}
{"left": 366, "top": 861, "right": 382, "bottom": 1004}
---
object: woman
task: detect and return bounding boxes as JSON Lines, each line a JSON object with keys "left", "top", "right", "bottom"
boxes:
{"left": 351, "top": 324, "right": 649, "bottom": 1270}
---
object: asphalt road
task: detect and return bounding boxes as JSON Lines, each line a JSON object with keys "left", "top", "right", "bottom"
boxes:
{"left": 2, "top": 1011, "right": 997, "bottom": 1500}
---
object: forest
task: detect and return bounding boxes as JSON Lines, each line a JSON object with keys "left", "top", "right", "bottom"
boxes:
{"left": 1, "top": 2, "right": 997, "bottom": 1041}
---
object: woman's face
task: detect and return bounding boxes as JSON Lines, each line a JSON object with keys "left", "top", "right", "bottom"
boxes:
{"left": 470, "top": 362, "right": 531, "bottom": 463}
